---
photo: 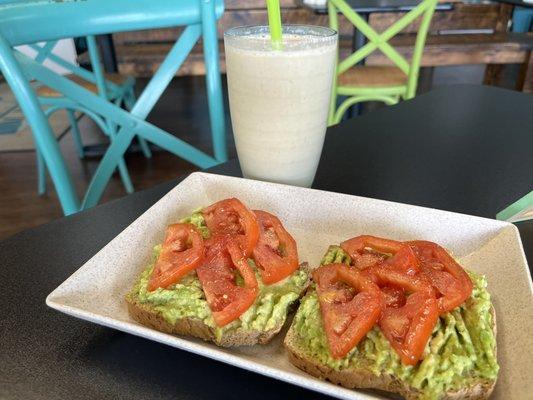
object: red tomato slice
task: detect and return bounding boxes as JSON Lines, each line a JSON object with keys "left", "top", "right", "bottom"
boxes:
{"left": 380, "top": 291, "right": 439, "bottom": 366}
{"left": 341, "top": 235, "right": 403, "bottom": 258}
{"left": 386, "top": 245, "right": 419, "bottom": 276}
{"left": 148, "top": 223, "right": 204, "bottom": 291}
{"left": 366, "top": 265, "right": 432, "bottom": 294}
{"left": 314, "top": 264, "right": 382, "bottom": 359}
{"left": 196, "top": 236, "right": 258, "bottom": 327}
{"left": 252, "top": 210, "right": 299, "bottom": 284}
{"left": 407, "top": 241, "right": 473, "bottom": 313}
{"left": 367, "top": 265, "right": 439, "bottom": 365}
{"left": 341, "top": 236, "right": 419, "bottom": 275}
{"left": 380, "top": 286, "right": 406, "bottom": 308}
{"left": 202, "top": 198, "right": 259, "bottom": 257}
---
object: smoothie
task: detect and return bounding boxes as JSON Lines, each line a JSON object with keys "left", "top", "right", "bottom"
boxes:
{"left": 224, "top": 26, "right": 337, "bottom": 187}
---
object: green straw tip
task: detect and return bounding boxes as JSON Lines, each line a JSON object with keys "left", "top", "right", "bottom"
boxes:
{"left": 266, "top": 0, "right": 283, "bottom": 49}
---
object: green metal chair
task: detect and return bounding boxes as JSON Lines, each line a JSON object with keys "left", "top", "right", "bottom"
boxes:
{"left": 328, "top": 0, "right": 438, "bottom": 125}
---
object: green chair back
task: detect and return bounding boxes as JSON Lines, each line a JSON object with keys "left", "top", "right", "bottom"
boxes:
{"left": 328, "top": 0, "right": 438, "bottom": 124}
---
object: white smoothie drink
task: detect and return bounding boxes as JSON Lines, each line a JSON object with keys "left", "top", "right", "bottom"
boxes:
{"left": 224, "top": 25, "right": 337, "bottom": 187}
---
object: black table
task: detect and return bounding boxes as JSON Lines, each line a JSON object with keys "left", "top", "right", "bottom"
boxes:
{"left": 2, "top": 85, "right": 532, "bottom": 400}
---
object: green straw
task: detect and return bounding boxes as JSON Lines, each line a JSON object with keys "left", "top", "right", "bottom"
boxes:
{"left": 266, "top": 0, "right": 283, "bottom": 50}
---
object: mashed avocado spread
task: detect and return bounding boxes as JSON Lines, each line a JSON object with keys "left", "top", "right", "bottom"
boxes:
{"left": 128, "top": 211, "right": 309, "bottom": 341}
{"left": 292, "top": 246, "right": 499, "bottom": 400}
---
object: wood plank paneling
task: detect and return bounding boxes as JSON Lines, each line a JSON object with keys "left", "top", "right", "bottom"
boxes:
{"left": 113, "top": 1, "right": 531, "bottom": 87}
{"left": 116, "top": 43, "right": 212, "bottom": 77}
{"left": 369, "top": 4, "right": 502, "bottom": 34}
{"left": 484, "top": 4, "right": 514, "bottom": 86}
{"left": 364, "top": 33, "right": 532, "bottom": 67}
{"left": 114, "top": 28, "right": 183, "bottom": 45}
{"left": 113, "top": 3, "right": 509, "bottom": 46}
{"left": 216, "top": 8, "right": 351, "bottom": 36}
{"left": 225, "top": 0, "right": 298, "bottom": 10}
{"left": 113, "top": 8, "right": 352, "bottom": 45}
{"left": 116, "top": 33, "right": 533, "bottom": 77}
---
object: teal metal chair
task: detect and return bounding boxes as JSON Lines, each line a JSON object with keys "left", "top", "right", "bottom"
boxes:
{"left": 328, "top": 0, "right": 438, "bottom": 125}
{"left": 0, "top": 0, "right": 227, "bottom": 215}
{"left": 31, "top": 37, "right": 152, "bottom": 196}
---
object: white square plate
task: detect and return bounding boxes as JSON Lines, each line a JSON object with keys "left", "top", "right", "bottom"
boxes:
{"left": 46, "top": 172, "right": 533, "bottom": 400}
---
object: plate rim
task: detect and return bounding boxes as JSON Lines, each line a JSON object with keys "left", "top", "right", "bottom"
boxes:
{"left": 45, "top": 171, "right": 533, "bottom": 400}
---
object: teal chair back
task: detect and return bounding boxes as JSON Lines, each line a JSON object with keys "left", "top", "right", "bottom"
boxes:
{"left": 0, "top": 0, "right": 226, "bottom": 215}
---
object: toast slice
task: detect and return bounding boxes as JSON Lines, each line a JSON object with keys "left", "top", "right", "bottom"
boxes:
{"left": 284, "top": 276, "right": 498, "bottom": 400}
{"left": 126, "top": 262, "right": 311, "bottom": 347}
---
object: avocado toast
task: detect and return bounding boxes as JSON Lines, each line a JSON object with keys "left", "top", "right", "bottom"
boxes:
{"left": 284, "top": 242, "right": 499, "bottom": 400}
{"left": 126, "top": 198, "right": 310, "bottom": 346}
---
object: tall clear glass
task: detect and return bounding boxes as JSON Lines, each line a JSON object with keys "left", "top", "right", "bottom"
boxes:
{"left": 224, "top": 25, "right": 338, "bottom": 187}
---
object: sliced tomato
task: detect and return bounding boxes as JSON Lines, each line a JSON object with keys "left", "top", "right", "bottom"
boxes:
{"left": 148, "top": 223, "right": 204, "bottom": 291}
{"left": 380, "top": 286, "right": 406, "bottom": 308}
{"left": 341, "top": 235, "right": 403, "bottom": 259}
{"left": 386, "top": 245, "right": 419, "bottom": 276}
{"left": 197, "top": 236, "right": 258, "bottom": 327}
{"left": 407, "top": 241, "right": 473, "bottom": 313}
{"left": 341, "top": 236, "right": 419, "bottom": 275}
{"left": 367, "top": 265, "right": 438, "bottom": 365}
{"left": 226, "top": 239, "right": 259, "bottom": 290}
{"left": 379, "top": 291, "right": 439, "bottom": 366}
{"left": 314, "top": 264, "right": 382, "bottom": 359}
{"left": 252, "top": 210, "right": 299, "bottom": 284}
{"left": 201, "top": 198, "right": 259, "bottom": 257}
{"left": 366, "top": 265, "right": 432, "bottom": 294}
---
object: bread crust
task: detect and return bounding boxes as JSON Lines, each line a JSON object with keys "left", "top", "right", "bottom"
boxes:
{"left": 126, "top": 263, "right": 310, "bottom": 347}
{"left": 284, "top": 297, "right": 497, "bottom": 400}
{"left": 126, "top": 296, "right": 284, "bottom": 346}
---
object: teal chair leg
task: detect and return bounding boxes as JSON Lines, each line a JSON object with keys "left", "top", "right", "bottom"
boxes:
{"left": 102, "top": 114, "right": 134, "bottom": 195}
{"left": 38, "top": 106, "right": 82, "bottom": 198}
{"left": 124, "top": 88, "right": 152, "bottom": 159}
{"left": 36, "top": 148, "right": 47, "bottom": 195}
{"left": 115, "top": 149, "right": 134, "bottom": 194}
{"left": 66, "top": 108, "right": 84, "bottom": 159}
{"left": 201, "top": 0, "right": 227, "bottom": 162}
{"left": 0, "top": 36, "right": 80, "bottom": 214}
{"left": 137, "top": 131, "right": 152, "bottom": 159}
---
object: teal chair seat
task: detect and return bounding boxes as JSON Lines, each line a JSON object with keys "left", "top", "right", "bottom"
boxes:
{"left": 0, "top": 0, "right": 227, "bottom": 215}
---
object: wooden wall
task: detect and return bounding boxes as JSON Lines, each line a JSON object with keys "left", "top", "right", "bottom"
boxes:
{"left": 113, "top": 1, "right": 512, "bottom": 77}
